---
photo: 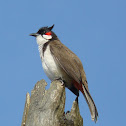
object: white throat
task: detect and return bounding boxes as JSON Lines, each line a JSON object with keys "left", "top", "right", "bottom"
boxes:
{"left": 36, "top": 34, "right": 52, "bottom": 59}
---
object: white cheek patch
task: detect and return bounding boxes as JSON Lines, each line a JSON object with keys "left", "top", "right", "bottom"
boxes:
{"left": 42, "top": 35, "right": 52, "bottom": 40}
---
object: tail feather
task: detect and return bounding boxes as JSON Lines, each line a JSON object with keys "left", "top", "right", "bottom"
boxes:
{"left": 82, "top": 83, "right": 98, "bottom": 122}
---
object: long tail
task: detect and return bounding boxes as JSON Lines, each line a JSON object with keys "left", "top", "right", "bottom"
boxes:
{"left": 81, "top": 83, "right": 98, "bottom": 122}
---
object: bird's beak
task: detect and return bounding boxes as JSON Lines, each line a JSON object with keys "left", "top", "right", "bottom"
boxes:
{"left": 29, "top": 33, "right": 39, "bottom": 37}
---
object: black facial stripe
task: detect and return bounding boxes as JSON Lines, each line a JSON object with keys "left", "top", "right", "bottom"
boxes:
{"left": 42, "top": 42, "right": 50, "bottom": 56}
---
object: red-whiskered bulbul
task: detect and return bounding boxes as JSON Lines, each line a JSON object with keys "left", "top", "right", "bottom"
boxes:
{"left": 30, "top": 25, "right": 98, "bottom": 122}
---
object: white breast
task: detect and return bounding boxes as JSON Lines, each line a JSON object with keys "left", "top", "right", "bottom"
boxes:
{"left": 36, "top": 34, "right": 60, "bottom": 80}
{"left": 39, "top": 44, "right": 62, "bottom": 81}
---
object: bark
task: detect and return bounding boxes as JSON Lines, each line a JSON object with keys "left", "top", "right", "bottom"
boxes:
{"left": 21, "top": 79, "right": 83, "bottom": 126}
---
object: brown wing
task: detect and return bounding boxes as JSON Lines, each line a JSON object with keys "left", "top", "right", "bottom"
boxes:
{"left": 49, "top": 40, "right": 88, "bottom": 89}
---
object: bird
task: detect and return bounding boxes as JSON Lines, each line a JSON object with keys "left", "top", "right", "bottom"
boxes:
{"left": 30, "top": 24, "right": 98, "bottom": 122}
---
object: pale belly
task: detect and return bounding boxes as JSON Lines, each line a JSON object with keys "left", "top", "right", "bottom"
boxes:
{"left": 41, "top": 46, "right": 63, "bottom": 81}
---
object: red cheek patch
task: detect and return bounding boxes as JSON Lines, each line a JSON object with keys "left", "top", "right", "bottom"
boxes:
{"left": 45, "top": 32, "right": 52, "bottom": 35}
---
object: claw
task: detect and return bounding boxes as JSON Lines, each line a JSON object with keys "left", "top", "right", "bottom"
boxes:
{"left": 55, "top": 77, "right": 64, "bottom": 86}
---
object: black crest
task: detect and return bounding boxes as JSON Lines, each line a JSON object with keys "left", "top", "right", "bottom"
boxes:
{"left": 37, "top": 24, "right": 55, "bottom": 35}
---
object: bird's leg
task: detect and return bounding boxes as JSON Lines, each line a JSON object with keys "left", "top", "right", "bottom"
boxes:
{"left": 75, "top": 96, "right": 79, "bottom": 104}
{"left": 55, "top": 77, "right": 65, "bottom": 86}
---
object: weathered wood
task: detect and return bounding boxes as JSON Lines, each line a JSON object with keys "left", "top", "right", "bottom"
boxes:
{"left": 21, "top": 79, "right": 83, "bottom": 126}
{"left": 21, "top": 93, "right": 30, "bottom": 126}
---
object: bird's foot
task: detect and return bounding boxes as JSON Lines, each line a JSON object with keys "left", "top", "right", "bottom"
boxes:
{"left": 55, "top": 77, "right": 64, "bottom": 86}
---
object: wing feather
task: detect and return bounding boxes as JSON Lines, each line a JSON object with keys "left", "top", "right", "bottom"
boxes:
{"left": 49, "top": 40, "right": 87, "bottom": 87}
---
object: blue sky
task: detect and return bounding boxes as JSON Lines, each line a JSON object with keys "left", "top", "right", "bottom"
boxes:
{"left": 0, "top": 0, "right": 126, "bottom": 126}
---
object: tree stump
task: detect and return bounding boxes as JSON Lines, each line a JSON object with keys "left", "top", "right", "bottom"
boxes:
{"left": 21, "top": 79, "right": 83, "bottom": 126}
